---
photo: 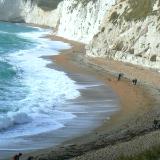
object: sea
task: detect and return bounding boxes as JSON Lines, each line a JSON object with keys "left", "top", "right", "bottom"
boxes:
{"left": 0, "top": 22, "right": 80, "bottom": 142}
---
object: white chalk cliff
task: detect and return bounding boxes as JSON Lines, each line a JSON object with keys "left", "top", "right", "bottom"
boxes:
{"left": 86, "top": 0, "right": 160, "bottom": 70}
{"left": 0, "top": 0, "right": 61, "bottom": 27}
{"left": 0, "top": 0, "right": 115, "bottom": 42}
{"left": 57, "top": 0, "right": 115, "bottom": 42}
{"left": 0, "top": 0, "right": 159, "bottom": 70}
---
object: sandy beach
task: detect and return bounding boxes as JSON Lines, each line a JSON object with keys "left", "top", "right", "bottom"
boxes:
{"left": 3, "top": 35, "right": 118, "bottom": 159}
{"left": 14, "top": 34, "right": 160, "bottom": 160}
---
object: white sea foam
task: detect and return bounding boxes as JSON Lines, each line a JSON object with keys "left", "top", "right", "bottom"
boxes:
{"left": 0, "top": 117, "right": 12, "bottom": 130}
{"left": 0, "top": 31, "right": 8, "bottom": 34}
{"left": 0, "top": 112, "right": 31, "bottom": 131}
{"left": 0, "top": 27, "right": 79, "bottom": 137}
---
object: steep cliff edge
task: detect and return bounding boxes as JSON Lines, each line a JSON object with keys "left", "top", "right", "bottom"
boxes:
{"left": 86, "top": 0, "right": 160, "bottom": 70}
{"left": 57, "top": 0, "right": 115, "bottom": 42}
{"left": 0, "top": 0, "right": 23, "bottom": 22}
{"left": 0, "top": 0, "right": 159, "bottom": 69}
{"left": 0, "top": 0, "right": 115, "bottom": 43}
{"left": 0, "top": 0, "right": 62, "bottom": 27}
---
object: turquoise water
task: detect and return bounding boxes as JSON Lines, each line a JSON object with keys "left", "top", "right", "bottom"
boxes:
{"left": 0, "top": 23, "right": 37, "bottom": 115}
{"left": 0, "top": 23, "right": 37, "bottom": 54}
{"left": 0, "top": 22, "right": 80, "bottom": 142}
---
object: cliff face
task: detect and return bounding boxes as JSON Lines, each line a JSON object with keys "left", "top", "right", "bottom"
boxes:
{"left": 86, "top": 0, "right": 160, "bottom": 69}
{"left": 0, "top": 0, "right": 115, "bottom": 43}
{"left": 0, "top": 0, "right": 61, "bottom": 26}
{"left": 0, "top": 0, "right": 159, "bottom": 69}
{"left": 57, "top": 0, "right": 115, "bottom": 42}
{"left": 0, "top": 0, "right": 23, "bottom": 22}
{"left": 22, "top": 0, "right": 62, "bottom": 28}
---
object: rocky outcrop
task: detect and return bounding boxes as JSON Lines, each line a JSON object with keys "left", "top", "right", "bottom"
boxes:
{"left": 86, "top": 0, "right": 160, "bottom": 70}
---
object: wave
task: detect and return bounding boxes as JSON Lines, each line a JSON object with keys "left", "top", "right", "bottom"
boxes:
{"left": 0, "top": 25, "right": 79, "bottom": 138}
{"left": 0, "top": 112, "right": 31, "bottom": 131}
{"left": 17, "top": 30, "right": 71, "bottom": 52}
{"left": 0, "top": 110, "right": 76, "bottom": 137}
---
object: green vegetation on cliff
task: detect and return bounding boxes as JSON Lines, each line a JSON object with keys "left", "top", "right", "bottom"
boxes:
{"left": 25, "top": 0, "right": 97, "bottom": 11}
{"left": 75, "top": 0, "right": 97, "bottom": 6}
{"left": 37, "top": 0, "right": 63, "bottom": 11}
{"left": 124, "top": 0, "right": 157, "bottom": 21}
{"left": 109, "top": 0, "right": 159, "bottom": 22}
{"left": 24, "top": 0, "right": 63, "bottom": 11}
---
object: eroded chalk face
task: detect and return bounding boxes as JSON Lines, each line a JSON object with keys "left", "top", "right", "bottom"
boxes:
{"left": 0, "top": 0, "right": 63, "bottom": 22}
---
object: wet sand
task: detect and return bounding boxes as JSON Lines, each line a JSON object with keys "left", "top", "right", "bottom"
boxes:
{"left": 17, "top": 35, "right": 160, "bottom": 160}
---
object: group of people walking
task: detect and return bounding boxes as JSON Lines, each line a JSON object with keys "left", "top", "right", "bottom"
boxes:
{"left": 12, "top": 153, "right": 33, "bottom": 160}
{"left": 117, "top": 73, "right": 137, "bottom": 85}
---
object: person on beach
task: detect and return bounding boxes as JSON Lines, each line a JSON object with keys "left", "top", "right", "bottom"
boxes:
{"left": 153, "top": 119, "right": 158, "bottom": 129}
{"left": 153, "top": 119, "right": 160, "bottom": 129}
{"left": 27, "top": 156, "right": 34, "bottom": 160}
{"left": 12, "top": 153, "right": 22, "bottom": 160}
{"left": 118, "top": 73, "right": 123, "bottom": 81}
{"left": 132, "top": 79, "right": 137, "bottom": 85}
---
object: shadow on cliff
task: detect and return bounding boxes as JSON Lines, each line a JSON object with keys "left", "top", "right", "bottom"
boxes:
{"left": 36, "top": 0, "right": 63, "bottom": 11}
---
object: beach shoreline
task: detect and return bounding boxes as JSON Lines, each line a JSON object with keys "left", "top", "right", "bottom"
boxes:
{"left": 2, "top": 34, "right": 119, "bottom": 159}
{"left": 19, "top": 34, "right": 160, "bottom": 160}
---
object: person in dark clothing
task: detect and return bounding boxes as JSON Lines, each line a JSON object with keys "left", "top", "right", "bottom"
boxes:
{"left": 153, "top": 119, "right": 160, "bottom": 129}
{"left": 27, "top": 156, "right": 34, "bottom": 160}
{"left": 13, "top": 154, "right": 18, "bottom": 160}
{"left": 13, "top": 153, "right": 22, "bottom": 160}
{"left": 118, "top": 73, "right": 123, "bottom": 81}
{"left": 132, "top": 79, "right": 137, "bottom": 85}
